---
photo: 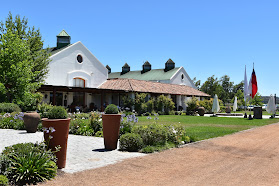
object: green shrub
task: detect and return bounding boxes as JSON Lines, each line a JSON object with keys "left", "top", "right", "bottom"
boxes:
{"left": 164, "top": 124, "right": 188, "bottom": 145}
{"left": 0, "top": 142, "right": 57, "bottom": 185}
{"left": 198, "top": 99, "right": 213, "bottom": 113}
{"left": 89, "top": 112, "right": 102, "bottom": 134}
{"left": 69, "top": 119, "right": 93, "bottom": 136}
{"left": 134, "top": 93, "right": 147, "bottom": 114}
{"left": 0, "top": 103, "right": 21, "bottom": 113}
{"left": 104, "top": 104, "right": 119, "bottom": 114}
{"left": 141, "top": 145, "right": 155, "bottom": 153}
{"left": 18, "top": 92, "right": 43, "bottom": 112}
{"left": 156, "top": 95, "right": 175, "bottom": 113}
{"left": 47, "top": 106, "right": 68, "bottom": 119}
{"left": 119, "top": 133, "right": 143, "bottom": 152}
{"left": 119, "top": 114, "right": 138, "bottom": 137}
{"left": 132, "top": 124, "right": 168, "bottom": 146}
{"left": 72, "top": 113, "right": 90, "bottom": 120}
{"left": 185, "top": 97, "right": 199, "bottom": 115}
{"left": 95, "top": 131, "right": 103, "bottom": 137}
{"left": 146, "top": 98, "right": 155, "bottom": 113}
{"left": 37, "top": 103, "right": 53, "bottom": 118}
{"left": 0, "top": 175, "right": 8, "bottom": 186}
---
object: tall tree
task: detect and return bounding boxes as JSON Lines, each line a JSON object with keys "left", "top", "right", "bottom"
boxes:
{"left": 192, "top": 77, "right": 201, "bottom": 90}
{"left": 249, "top": 93, "right": 263, "bottom": 106}
{"left": 200, "top": 75, "right": 223, "bottom": 98}
{"left": 0, "top": 12, "right": 50, "bottom": 110}
{"left": 219, "top": 75, "right": 234, "bottom": 103}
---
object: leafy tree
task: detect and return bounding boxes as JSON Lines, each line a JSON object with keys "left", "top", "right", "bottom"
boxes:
{"left": 0, "top": 12, "right": 50, "bottom": 83}
{"left": 0, "top": 12, "right": 50, "bottom": 110}
{"left": 192, "top": 77, "right": 201, "bottom": 90}
{"left": 231, "top": 89, "right": 245, "bottom": 106}
{"left": 200, "top": 75, "right": 223, "bottom": 98}
{"left": 219, "top": 75, "right": 234, "bottom": 103}
{"left": 134, "top": 93, "right": 147, "bottom": 114}
{"left": 249, "top": 93, "right": 263, "bottom": 106}
{"left": 232, "top": 81, "right": 244, "bottom": 94}
{"left": 121, "top": 95, "right": 135, "bottom": 110}
{"left": 185, "top": 96, "right": 199, "bottom": 115}
{"left": 156, "top": 95, "right": 175, "bottom": 114}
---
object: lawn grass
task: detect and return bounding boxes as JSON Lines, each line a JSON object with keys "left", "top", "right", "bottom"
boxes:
{"left": 137, "top": 115, "right": 279, "bottom": 141}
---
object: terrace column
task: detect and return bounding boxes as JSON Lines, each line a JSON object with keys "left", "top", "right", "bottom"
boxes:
{"left": 130, "top": 93, "right": 135, "bottom": 111}
{"left": 53, "top": 88, "right": 56, "bottom": 106}
{"left": 177, "top": 95, "right": 182, "bottom": 111}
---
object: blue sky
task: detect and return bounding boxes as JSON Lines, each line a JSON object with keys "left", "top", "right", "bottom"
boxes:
{"left": 1, "top": 0, "right": 279, "bottom": 96}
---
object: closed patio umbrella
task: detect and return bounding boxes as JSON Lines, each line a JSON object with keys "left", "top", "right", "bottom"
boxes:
{"left": 266, "top": 94, "right": 276, "bottom": 117}
{"left": 233, "top": 96, "right": 237, "bottom": 112}
{"left": 212, "top": 94, "right": 220, "bottom": 116}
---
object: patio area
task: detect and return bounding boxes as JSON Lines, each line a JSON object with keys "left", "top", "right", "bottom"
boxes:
{"left": 0, "top": 129, "right": 145, "bottom": 173}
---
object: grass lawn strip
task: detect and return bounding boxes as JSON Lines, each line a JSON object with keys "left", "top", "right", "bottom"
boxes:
{"left": 137, "top": 115, "right": 279, "bottom": 141}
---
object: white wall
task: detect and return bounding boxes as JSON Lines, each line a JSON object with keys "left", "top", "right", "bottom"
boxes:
{"left": 45, "top": 41, "right": 108, "bottom": 88}
{"left": 170, "top": 67, "right": 196, "bottom": 89}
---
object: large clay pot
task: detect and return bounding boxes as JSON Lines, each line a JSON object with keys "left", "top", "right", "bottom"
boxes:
{"left": 42, "top": 118, "right": 70, "bottom": 169}
{"left": 23, "top": 112, "right": 40, "bottom": 133}
{"left": 226, "top": 106, "right": 231, "bottom": 113}
{"left": 102, "top": 114, "right": 121, "bottom": 150}
{"left": 197, "top": 107, "right": 205, "bottom": 116}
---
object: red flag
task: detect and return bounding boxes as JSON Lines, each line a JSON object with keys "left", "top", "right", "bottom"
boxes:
{"left": 248, "top": 68, "right": 258, "bottom": 98}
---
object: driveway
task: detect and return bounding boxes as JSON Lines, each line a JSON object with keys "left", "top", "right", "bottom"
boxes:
{"left": 43, "top": 122, "right": 279, "bottom": 185}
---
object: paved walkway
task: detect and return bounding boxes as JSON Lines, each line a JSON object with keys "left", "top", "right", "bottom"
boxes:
{"left": 0, "top": 129, "right": 145, "bottom": 173}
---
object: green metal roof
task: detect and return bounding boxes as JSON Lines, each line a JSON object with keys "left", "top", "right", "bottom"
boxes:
{"left": 108, "top": 67, "right": 180, "bottom": 81}
{"left": 57, "top": 29, "right": 70, "bottom": 37}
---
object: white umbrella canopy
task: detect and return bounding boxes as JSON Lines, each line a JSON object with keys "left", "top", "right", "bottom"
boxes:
{"left": 212, "top": 94, "right": 220, "bottom": 113}
{"left": 233, "top": 96, "right": 237, "bottom": 112}
{"left": 266, "top": 94, "right": 276, "bottom": 115}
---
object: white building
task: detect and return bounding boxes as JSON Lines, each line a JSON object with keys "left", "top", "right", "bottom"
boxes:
{"left": 39, "top": 30, "right": 209, "bottom": 111}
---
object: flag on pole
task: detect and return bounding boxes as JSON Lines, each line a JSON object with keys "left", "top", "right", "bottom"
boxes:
{"left": 244, "top": 65, "right": 249, "bottom": 102}
{"left": 248, "top": 67, "right": 258, "bottom": 99}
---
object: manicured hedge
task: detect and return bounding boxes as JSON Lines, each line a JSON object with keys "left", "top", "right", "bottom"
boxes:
{"left": 0, "top": 103, "right": 21, "bottom": 113}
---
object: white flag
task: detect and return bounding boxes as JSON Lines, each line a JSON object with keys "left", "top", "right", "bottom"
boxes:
{"left": 244, "top": 65, "right": 249, "bottom": 102}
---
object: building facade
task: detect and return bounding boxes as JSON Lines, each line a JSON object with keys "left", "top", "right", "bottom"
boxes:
{"left": 39, "top": 30, "right": 209, "bottom": 111}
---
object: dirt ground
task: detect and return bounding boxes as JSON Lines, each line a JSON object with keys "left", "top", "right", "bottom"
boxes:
{"left": 43, "top": 122, "right": 279, "bottom": 186}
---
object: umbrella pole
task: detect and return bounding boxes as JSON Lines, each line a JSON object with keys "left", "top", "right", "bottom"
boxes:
{"left": 244, "top": 100, "right": 247, "bottom": 118}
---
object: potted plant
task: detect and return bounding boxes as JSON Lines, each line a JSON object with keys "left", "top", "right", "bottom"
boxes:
{"left": 23, "top": 111, "right": 40, "bottom": 133}
{"left": 41, "top": 106, "right": 70, "bottom": 169}
{"left": 102, "top": 104, "right": 121, "bottom": 150}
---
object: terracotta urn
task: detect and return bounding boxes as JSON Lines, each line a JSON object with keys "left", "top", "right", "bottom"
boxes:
{"left": 197, "top": 107, "right": 205, "bottom": 116}
{"left": 42, "top": 118, "right": 70, "bottom": 169}
{"left": 226, "top": 106, "right": 231, "bottom": 113}
{"left": 23, "top": 111, "right": 40, "bottom": 133}
{"left": 102, "top": 114, "right": 121, "bottom": 150}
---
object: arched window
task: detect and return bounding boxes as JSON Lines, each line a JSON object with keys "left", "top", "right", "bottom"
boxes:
{"left": 73, "top": 78, "right": 85, "bottom": 87}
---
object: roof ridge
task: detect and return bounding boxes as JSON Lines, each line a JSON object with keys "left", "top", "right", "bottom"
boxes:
{"left": 127, "top": 79, "right": 134, "bottom": 92}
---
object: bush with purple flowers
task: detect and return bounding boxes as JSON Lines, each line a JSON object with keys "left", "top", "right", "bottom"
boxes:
{"left": 119, "top": 114, "right": 138, "bottom": 138}
{"left": 0, "top": 112, "right": 24, "bottom": 130}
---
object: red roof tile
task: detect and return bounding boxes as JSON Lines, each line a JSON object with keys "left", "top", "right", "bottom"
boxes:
{"left": 99, "top": 79, "right": 210, "bottom": 97}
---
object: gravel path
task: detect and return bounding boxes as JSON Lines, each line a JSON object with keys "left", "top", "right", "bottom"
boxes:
{"left": 43, "top": 122, "right": 279, "bottom": 186}
{"left": 0, "top": 129, "right": 145, "bottom": 173}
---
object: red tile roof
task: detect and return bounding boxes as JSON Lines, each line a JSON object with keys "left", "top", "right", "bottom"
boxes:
{"left": 99, "top": 78, "right": 210, "bottom": 97}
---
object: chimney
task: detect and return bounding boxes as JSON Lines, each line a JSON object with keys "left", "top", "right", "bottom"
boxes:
{"left": 121, "top": 63, "right": 130, "bottom": 75}
{"left": 164, "top": 58, "right": 175, "bottom": 72}
{"left": 106, "top": 65, "right": 111, "bottom": 74}
{"left": 141, "top": 61, "right": 152, "bottom": 74}
{"left": 56, "top": 29, "right": 71, "bottom": 49}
